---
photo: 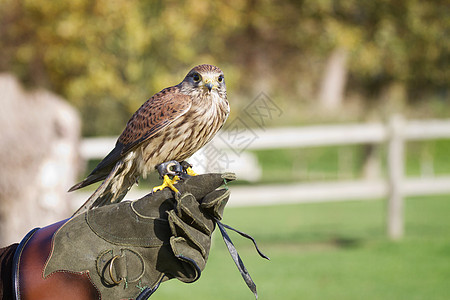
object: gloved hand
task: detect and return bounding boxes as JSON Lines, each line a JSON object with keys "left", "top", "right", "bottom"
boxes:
{"left": 14, "top": 173, "right": 235, "bottom": 300}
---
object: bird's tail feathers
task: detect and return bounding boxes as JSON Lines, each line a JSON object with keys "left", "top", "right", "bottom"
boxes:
{"left": 68, "top": 173, "right": 107, "bottom": 192}
{"left": 72, "top": 161, "right": 136, "bottom": 216}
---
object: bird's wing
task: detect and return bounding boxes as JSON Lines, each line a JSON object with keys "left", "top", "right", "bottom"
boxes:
{"left": 92, "top": 88, "right": 191, "bottom": 173}
{"left": 118, "top": 87, "right": 192, "bottom": 154}
{"left": 68, "top": 88, "right": 192, "bottom": 192}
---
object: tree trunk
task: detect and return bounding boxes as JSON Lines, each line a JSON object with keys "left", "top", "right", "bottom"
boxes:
{"left": 318, "top": 48, "right": 348, "bottom": 110}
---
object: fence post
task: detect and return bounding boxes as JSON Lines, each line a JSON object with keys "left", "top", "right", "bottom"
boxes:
{"left": 387, "top": 114, "right": 405, "bottom": 240}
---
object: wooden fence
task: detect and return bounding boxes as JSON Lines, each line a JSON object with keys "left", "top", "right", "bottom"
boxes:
{"left": 79, "top": 115, "right": 450, "bottom": 240}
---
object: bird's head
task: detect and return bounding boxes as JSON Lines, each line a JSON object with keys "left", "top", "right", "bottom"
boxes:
{"left": 181, "top": 64, "right": 226, "bottom": 96}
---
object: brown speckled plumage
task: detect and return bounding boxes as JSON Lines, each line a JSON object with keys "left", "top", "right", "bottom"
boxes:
{"left": 70, "top": 64, "right": 229, "bottom": 213}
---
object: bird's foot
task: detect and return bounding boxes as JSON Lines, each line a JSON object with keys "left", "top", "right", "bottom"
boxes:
{"left": 185, "top": 166, "right": 197, "bottom": 176}
{"left": 153, "top": 160, "right": 199, "bottom": 194}
{"left": 153, "top": 174, "right": 180, "bottom": 194}
{"left": 180, "top": 161, "right": 198, "bottom": 176}
{"left": 154, "top": 160, "right": 184, "bottom": 194}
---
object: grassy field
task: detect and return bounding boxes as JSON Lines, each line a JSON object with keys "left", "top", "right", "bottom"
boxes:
{"left": 152, "top": 194, "right": 450, "bottom": 300}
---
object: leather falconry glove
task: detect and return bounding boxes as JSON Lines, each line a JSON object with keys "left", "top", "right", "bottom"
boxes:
{"left": 12, "top": 173, "right": 235, "bottom": 300}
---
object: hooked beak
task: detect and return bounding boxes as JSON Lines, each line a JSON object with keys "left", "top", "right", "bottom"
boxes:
{"left": 205, "top": 82, "right": 213, "bottom": 92}
{"left": 203, "top": 77, "right": 215, "bottom": 92}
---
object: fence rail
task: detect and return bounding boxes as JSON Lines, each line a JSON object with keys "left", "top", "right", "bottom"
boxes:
{"left": 79, "top": 115, "right": 450, "bottom": 240}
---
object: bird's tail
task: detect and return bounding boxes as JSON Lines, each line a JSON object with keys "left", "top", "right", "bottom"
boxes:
{"left": 72, "top": 160, "right": 137, "bottom": 216}
{"left": 67, "top": 173, "right": 107, "bottom": 192}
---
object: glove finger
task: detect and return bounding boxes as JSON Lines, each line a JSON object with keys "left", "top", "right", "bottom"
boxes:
{"left": 175, "top": 172, "right": 236, "bottom": 200}
{"left": 200, "top": 189, "right": 230, "bottom": 221}
{"left": 169, "top": 236, "right": 204, "bottom": 283}
{"left": 167, "top": 209, "right": 211, "bottom": 258}
{"left": 173, "top": 193, "right": 215, "bottom": 235}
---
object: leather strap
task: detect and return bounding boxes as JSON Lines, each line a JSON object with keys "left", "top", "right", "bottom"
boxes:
{"left": 215, "top": 219, "right": 270, "bottom": 300}
{"left": 12, "top": 220, "right": 101, "bottom": 300}
{"left": 12, "top": 227, "right": 39, "bottom": 300}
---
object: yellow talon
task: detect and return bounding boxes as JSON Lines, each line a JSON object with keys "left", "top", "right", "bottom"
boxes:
{"left": 186, "top": 167, "right": 197, "bottom": 176}
{"left": 153, "top": 175, "right": 180, "bottom": 194}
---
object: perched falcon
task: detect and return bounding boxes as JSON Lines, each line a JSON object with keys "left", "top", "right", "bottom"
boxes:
{"left": 69, "top": 64, "right": 229, "bottom": 214}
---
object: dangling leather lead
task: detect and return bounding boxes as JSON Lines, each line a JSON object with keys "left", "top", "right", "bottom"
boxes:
{"left": 215, "top": 219, "right": 270, "bottom": 299}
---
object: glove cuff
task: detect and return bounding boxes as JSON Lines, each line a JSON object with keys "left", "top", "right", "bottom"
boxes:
{"left": 12, "top": 219, "right": 101, "bottom": 300}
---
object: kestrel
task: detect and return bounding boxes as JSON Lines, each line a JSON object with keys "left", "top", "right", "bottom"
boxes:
{"left": 69, "top": 64, "right": 229, "bottom": 214}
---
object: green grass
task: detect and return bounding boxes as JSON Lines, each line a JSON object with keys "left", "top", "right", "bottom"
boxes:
{"left": 151, "top": 195, "right": 450, "bottom": 300}
{"left": 406, "top": 139, "right": 450, "bottom": 176}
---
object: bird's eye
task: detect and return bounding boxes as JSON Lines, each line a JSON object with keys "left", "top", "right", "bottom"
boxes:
{"left": 218, "top": 75, "right": 224, "bottom": 83}
{"left": 192, "top": 73, "right": 201, "bottom": 82}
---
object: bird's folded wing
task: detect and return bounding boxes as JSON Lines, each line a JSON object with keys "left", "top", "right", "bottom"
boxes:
{"left": 118, "top": 89, "right": 192, "bottom": 155}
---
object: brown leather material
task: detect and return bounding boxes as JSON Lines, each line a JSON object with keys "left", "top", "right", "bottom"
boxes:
{"left": 16, "top": 220, "right": 101, "bottom": 300}
{"left": 1, "top": 243, "right": 18, "bottom": 300}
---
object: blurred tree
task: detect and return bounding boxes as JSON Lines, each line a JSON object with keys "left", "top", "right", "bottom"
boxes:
{"left": 329, "top": 0, "right": 448, "bottom": 101}
{"left": 0, "top": 0, "right": 447, "bottom": 135}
